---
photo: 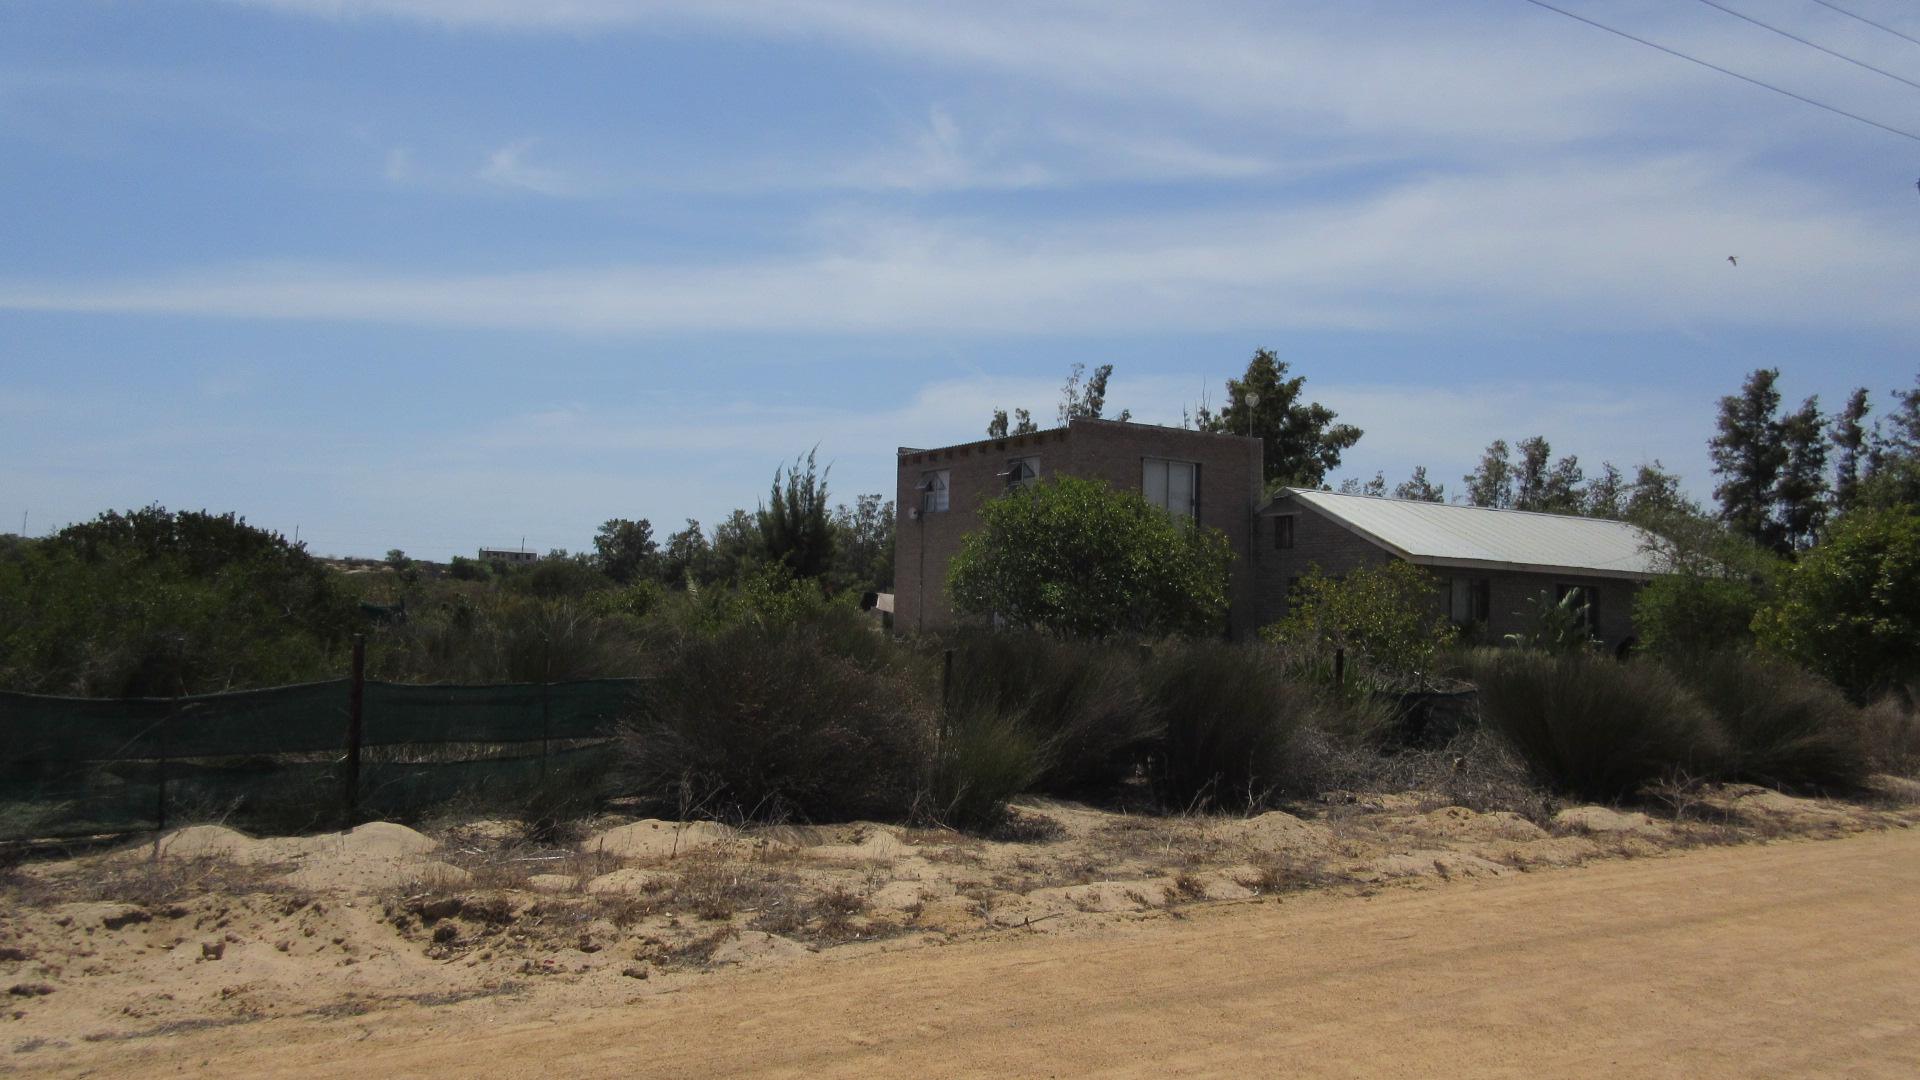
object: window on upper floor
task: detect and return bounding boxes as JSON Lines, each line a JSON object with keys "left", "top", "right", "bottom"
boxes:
{"left": 1005, "top": 456, "right": 1039, "bottom": 490}
{"left": 1142, "top": 457, "right": 1198, "bottom": 520}
{"left": 919, "top": 469, "right": 950, "bottom": 514}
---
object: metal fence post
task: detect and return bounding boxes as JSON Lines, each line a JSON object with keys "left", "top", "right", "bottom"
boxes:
{"left": 344, "top": 634, "right": 365, "bottom": 826}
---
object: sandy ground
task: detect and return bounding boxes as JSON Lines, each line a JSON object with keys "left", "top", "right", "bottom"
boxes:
{"left": 3, "top": 782, "right": 1917, "bottom": 1076}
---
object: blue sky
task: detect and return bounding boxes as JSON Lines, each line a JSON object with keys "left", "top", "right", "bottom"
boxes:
{"left": 2, "top": 0, "right": 1915, "bottom": 559}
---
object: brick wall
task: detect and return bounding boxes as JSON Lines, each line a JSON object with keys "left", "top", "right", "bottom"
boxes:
{"left": 1253, "top": 495, "right": 1644, "bottom": 647}
{"left": 893, "top": 420, "right": 1264, "bottom": 635}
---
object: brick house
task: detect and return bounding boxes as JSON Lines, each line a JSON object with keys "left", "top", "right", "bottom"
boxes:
{"left": 894, "top": 419, "right": 1662, "bottom": 647}
{"left": 1256, "top": 489, "right": 1660, "bottom": 649}
{"left": 895, "top": 419, "right": 1263, "bottom": 635}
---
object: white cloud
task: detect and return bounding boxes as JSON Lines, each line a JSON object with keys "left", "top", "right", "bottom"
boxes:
{"left": 3, "top": 150, "right": 1911, "bottom": 334}
{"left": 477, "top": 138, "right": 585, "bottom": 196}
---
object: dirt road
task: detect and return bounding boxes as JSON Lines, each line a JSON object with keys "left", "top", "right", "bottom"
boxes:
{"left": 31, "top": 829, "right": 1920, "bottom": 1078}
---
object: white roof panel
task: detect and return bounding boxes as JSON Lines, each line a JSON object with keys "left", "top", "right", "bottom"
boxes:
{"left": 1276, "top": 489, "right": 1664, "bottom": 579}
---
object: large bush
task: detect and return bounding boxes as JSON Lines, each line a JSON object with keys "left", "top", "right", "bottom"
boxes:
{"left": 367, "top": 593, "right": 644, "bottom": 684}
{"left": 0, "top": 507, "right": 356, "bottom": 695}
{"left": 1668, "top": 651, "right": 1870, "bottom": 791}
{"left": 1263, "top": 561, "right": 1455, "bottom": 680}
{"left": 1755, "top": 507, "right": 1920, "bottom": 699}
{"left": 939, "top": 630, "right": 1154, "bottom": 793}
{"left": 923, "top": 703, "right": 1046, "bottom": 832}
{"left": 946, "top": 475, "right": 1232, "bottom": 638}
{"left": 1471, "top": 651, "right": 1720, "bottom": 802}
{"left": 620, "top": 621, "right": 932, "bottom": 823}
{"left": 1146, "top": 641, "right": 1316, "bottom": 811}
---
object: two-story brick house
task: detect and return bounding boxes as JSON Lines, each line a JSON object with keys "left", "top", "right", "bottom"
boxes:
{"left": 893, "top": 419, "right": 1662, "bottom": 646}
{"left": 894, "top": 419, "right": 1263, "bottom": 636}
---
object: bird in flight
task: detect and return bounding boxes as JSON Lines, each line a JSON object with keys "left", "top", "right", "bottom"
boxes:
{"left": 1727, "top": 255, "right": 1738, "bottom": 266}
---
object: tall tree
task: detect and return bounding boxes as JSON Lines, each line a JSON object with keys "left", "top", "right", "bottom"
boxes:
{"left": 1206, "top": 348, "right": 1362, "bottom": 491}
{"left": 1338, "top": 472, "right": 1387, "bottom": 497}
{"left": 1858, "top": 374, "right": 1920, "bottom": 510}
{"left": 708, "top": 509, "right": 763, "bottom": 584}
{"left": 1510, "top": 436, "right": 1585, "bottom": 513}
{"left": 986, "top": 408, "right": 1039, "bottom": 439}
{"left": 829, "top": 494, "right": 895, "bottom": 594}
{"left": 1709, "top": 368, "right": 1789, "bottom": 551}
{"left": 1462, "top": 439, "right": 1514, "bottom": 509}
{"left": 1624, "top": 462, "right": 1691, "bottom": 522}
{"left": 592, "top": 518, "right": 659, "bottom": 585}
{"left": 1829, "top": 387, "right": 1871, "bottom": 514}
{"left": 660, "top": 518, "right": 713, "bottom": 586}
{"left": 1056, "top": 363, "right": 1129, "bottom": 424}
{"left": 1393, "top": 466, "right": 1445, "bottom": 502}
{"left": 758, "top": 448, "right": 835, "bottom": 581}
{"left": 1775, "top": 395, "right": 1829, "bottom": 550}
{"left": 1584, "top": 463, "right": 1626, "bottom": 518}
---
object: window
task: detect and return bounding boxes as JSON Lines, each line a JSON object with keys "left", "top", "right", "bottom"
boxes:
{"left": 1273, "top": 516, "right": 1295, "bottom": 550}
{"left": 1142, "top": 458, "right": 1198, "bottom": 520}
{"left": 1005, "top": 456, "right": 1039, "bottom": 490}
{"left": 1448, "top": 576, "right": 1490, "bottom": 625}
{"left": 919, "top": 469, "right": 950, "bottom": 514}
{"left": 1555, "top": 584, "right": 1600, "bottom": 635}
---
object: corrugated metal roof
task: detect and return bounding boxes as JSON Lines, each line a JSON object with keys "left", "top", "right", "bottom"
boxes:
{"left": 1273, "top": 488, "right": 1664, "bottom": 579}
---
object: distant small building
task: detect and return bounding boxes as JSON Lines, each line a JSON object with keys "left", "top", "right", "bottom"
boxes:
{"left": 478, "top": 547, "right": 539, "bottom": 566}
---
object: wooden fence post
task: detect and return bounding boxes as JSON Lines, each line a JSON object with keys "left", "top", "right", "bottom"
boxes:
{"left": 1334, "top": 647, "right": 1346, "bottom": 687}
{"left": 343, "top": 634, "right": 365, "bottom": 826}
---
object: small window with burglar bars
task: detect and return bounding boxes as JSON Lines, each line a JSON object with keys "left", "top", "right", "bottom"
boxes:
{"left": 919, "top": 470, "right": 950, "bottom": 514}
{"left": 1005, "top": 456, "right": 1039, "bottom": 490}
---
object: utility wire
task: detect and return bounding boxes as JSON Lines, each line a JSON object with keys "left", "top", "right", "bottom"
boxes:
{"left": 1519, "top": 0, "right": 1920, "bottom": 143}
{"left": 1808, "top": 0, "right": 1920, "bottom": 50}
{"left": 1692, "top": 0, "right": 1920, "bottom": 92}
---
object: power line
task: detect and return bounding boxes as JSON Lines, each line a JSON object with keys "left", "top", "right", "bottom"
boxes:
{"left": 1519, "top": 0, "right": 1920, "bottom": 143}
{"left": 1692, "top": 0, "right": 1920, "bottom": 92}
{"left": 1808, "top": 0, "right": 1920, "bottom": 50}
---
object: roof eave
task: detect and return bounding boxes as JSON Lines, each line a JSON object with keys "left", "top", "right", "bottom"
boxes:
{"left": 1404, "top": 555, "right": 1658, "bottom": 582}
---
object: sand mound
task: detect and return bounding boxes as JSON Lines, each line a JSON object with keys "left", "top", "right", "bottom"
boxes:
{"left": 802, "top": 828, "right": 910, "bottom": 864}
{"left": 150, "top": 825, "right": 269, "bottom": 863}
{"left": 1417, "top": 807, "right": 1548, "bottom": 843}
{"left": 1226, "top": 811, "right": 1335, "bottom": 854}
{"left": 586, "top": 868, "right": 674, "bottom": 895}
{"left": 1364, "top": 851, "right": 1509, "bottom": 882}
{"left": 585, "top": 820, "right": 733, "bottom": 860}
{"left": 1554, "top": 807, "right": 1660, "bottom": 836}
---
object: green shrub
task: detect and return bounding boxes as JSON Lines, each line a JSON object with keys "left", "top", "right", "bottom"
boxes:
{"left": 1146, "top": 642, "right": 1315, "bottom": 811}
{"left": 620, "top": 622, "right": 932, "bottom": 823}
{"left": 1634, "top": 574, "right": 1767, "bottom": 660}
{"left": 1670, "top": 651, "right": 1870, "bottom": 791}
{"left": 368, "top": 594, "right": 643, "bottom": 684}
{"left": 0, "top": 507, "right": 355, "bottom": 695}
{"left": 922, "top": 704, "right": 1046, "bottom": 832}
{"left": 939, "top": 631, "right": 1154, "bottom": 793}
{"left": 1755, "top": 506, "right": 1920, "bottom": 700}
{"left": 1263, "top": 561, "right": 1456, "bottom": 680}
{"left": 1470, "top": 651, "right": 1719, "bottom": 802}
{"left": 946, "top": 475, "right": 1232, "bottom": 638}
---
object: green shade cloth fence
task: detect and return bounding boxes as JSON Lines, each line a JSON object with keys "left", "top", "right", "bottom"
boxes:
{"left": 0, "top": 678, "right": 646, "bottom": 841}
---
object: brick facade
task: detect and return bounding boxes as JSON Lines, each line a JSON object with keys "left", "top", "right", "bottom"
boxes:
{"left": 894, "top": 419, "right": 1263, "bottom": 636}
{"left": 894, "top": 422, "right": 1652, "bottom": 648}
{"left": 1255, "top": 500, "right": 1646, "bottom": 649}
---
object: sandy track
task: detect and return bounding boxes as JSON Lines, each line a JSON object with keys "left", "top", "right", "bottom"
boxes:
{"left": 31, "top": 829, "right": 1920, "bottom": 1078}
